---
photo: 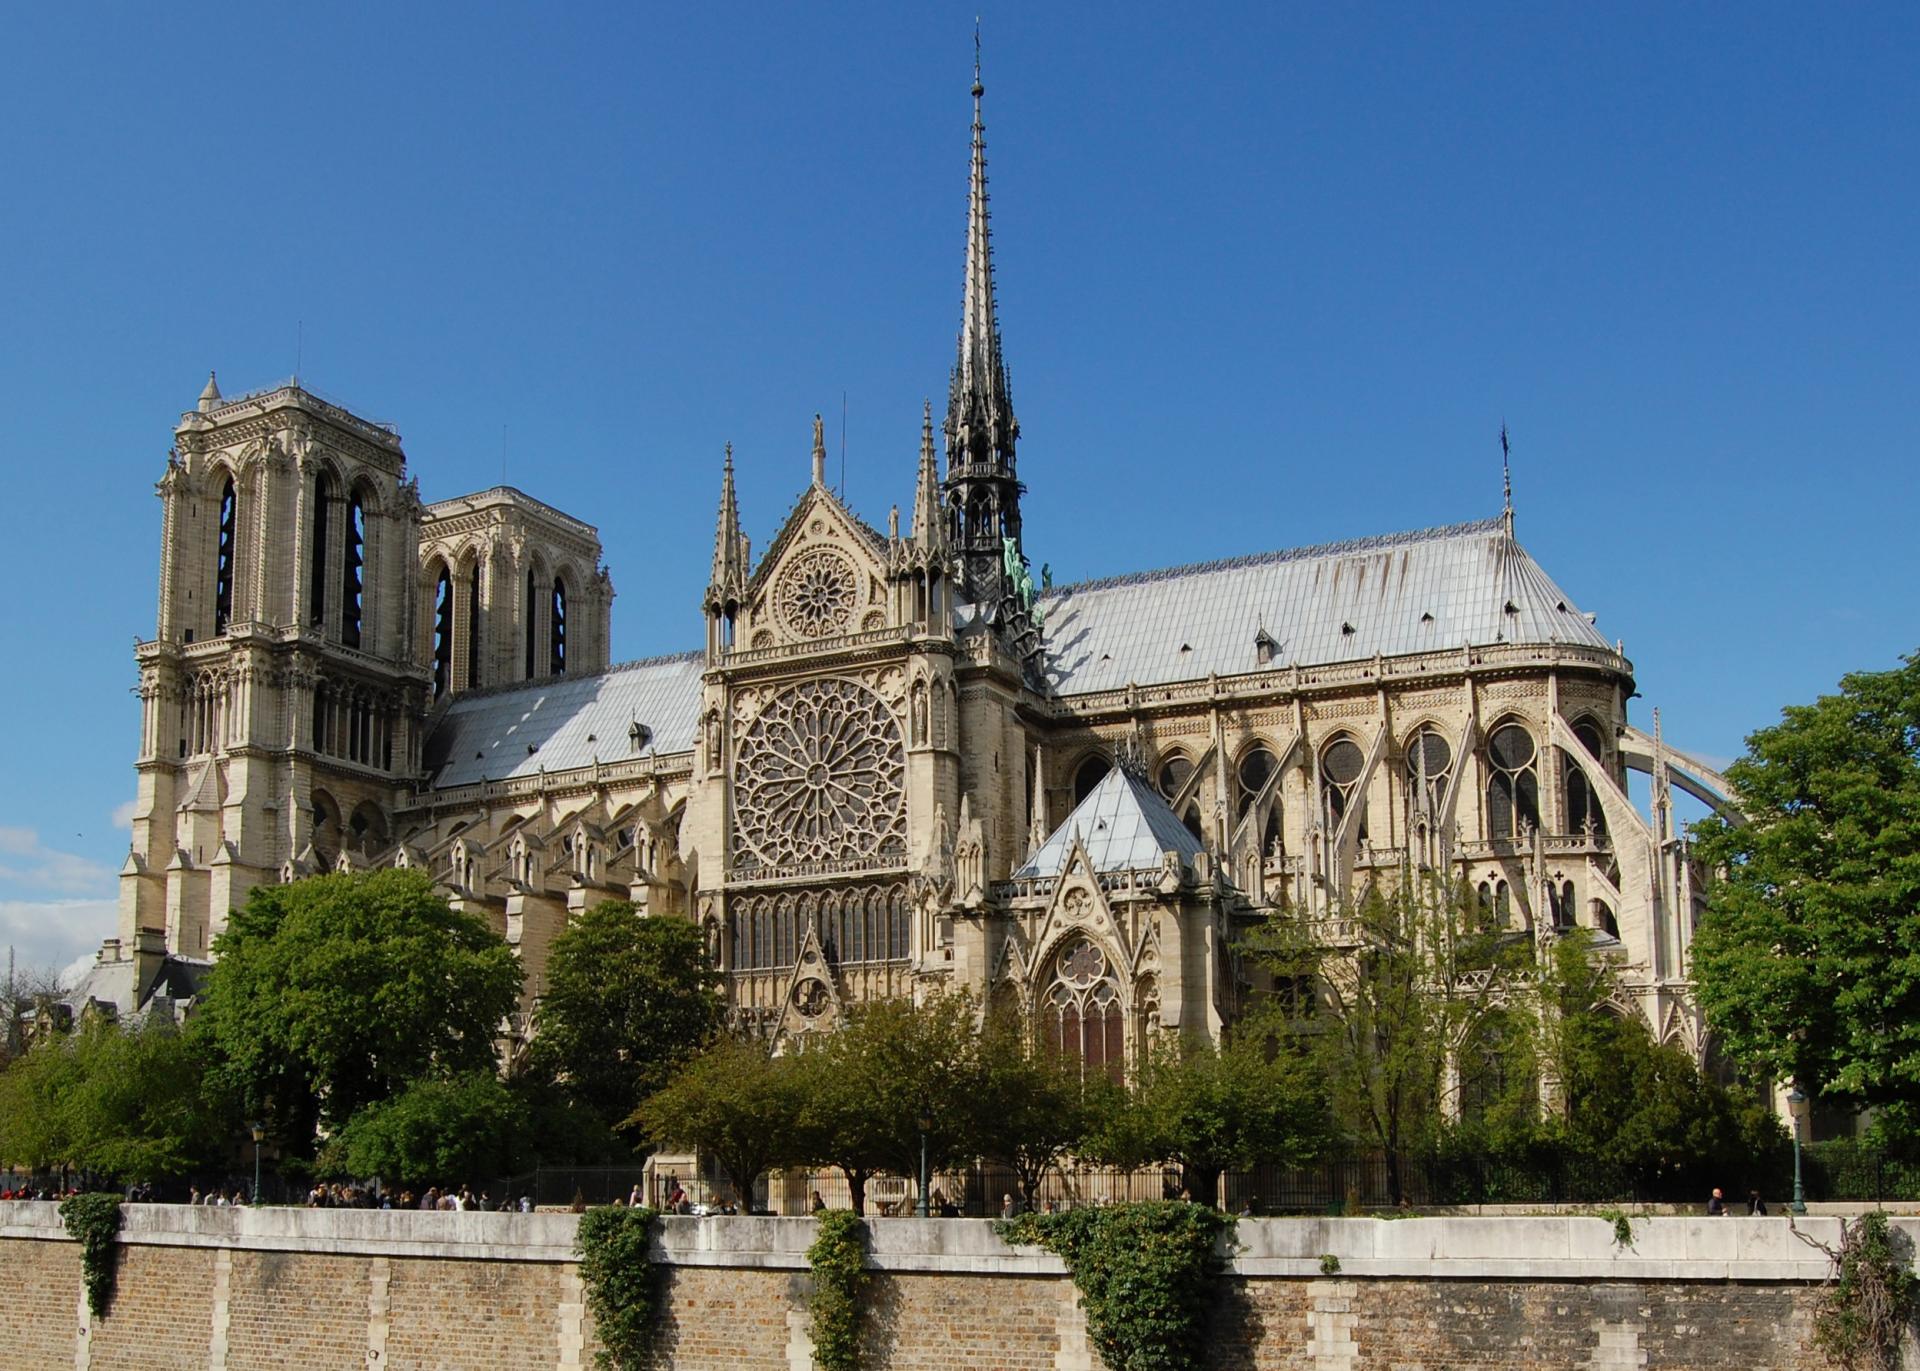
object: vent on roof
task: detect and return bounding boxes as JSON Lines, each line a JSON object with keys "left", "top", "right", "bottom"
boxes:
{"left": 1555, "top": 601, "right": 1567, "bottom": 612}
{"left": 1420, "top": 611, "right": 1434, "bottom": 623}
{"left": 1503, "top": 601, "right": 1518, "bottom": 615}
{"left": 1341, "top": 622, "right": 1355, "bottom": 635}
{"left": 527, "top": 743, "right": 538, "bottom": 755}
{"left": 1254, "top": 627, "right": 1279, "bottom": 666}
{"left": 1178, "top": 643, "right": 1192, "bottom": 654}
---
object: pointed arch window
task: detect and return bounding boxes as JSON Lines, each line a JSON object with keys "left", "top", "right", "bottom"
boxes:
{"left": 1073, "top": 754, "right": 1111, "bottom": 805}
{"left": 1043, "top": 937, "right": 1125, "bottom": 1084}
{"left": 308, "top": 471, "right": 331, "bottom": 629}
{"left": 550, "top": 577, "right": 568, "bottom": 675}
{"left": 1562, "top": 718, "right": 1609, "bottom": 836}
{"left": 1405, "top": 727, "right": 1453, "bottom": 820}
{"left": 431, "top": 567, "right": 454, "bottom": 700}
{"left": 341, "top": 489, "right": 366, "bottom": 649}
{"left": 214, "top": 477, "right": 237, "bottom": 634}
{"left": 1486, "top": 723, "right": 1540, "bottom": 840}
{"left": 1321, "top": 736, "right": 1367, "bottom": 839}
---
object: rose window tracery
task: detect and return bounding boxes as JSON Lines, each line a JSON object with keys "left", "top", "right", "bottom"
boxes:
{"left": 732, "top": 678, "right": 905, "bottom": 870}
{"left": 776, "top": 547, "right": 858, "bottom": 639}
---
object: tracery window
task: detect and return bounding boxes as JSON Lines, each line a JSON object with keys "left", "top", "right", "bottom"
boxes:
{"left": 550, "top": 576, "right": 568, "bottom": 675}
{"left": 308, "top": 471, "right": 331, "bottom": 629}
{"left": 431, "top": 567, "right": 454, "bottom": 700}
{"left": 1561, "top": 718, "right": 1608, "bottom": 836}
{"left": 1405, "top": 727, "right": 1453, "bottom": 819}
{"left": 1320, "top": 736, "right": 1366, "bottom": 840}
{"left": 1073, "top": 754, "right": 1111, "bottom": 805}
{"left": 1156, "top": 753, "right": 1193, "bottom": 803}
{"left": 1042, "top": 937, "right": 1125, "bottom": 1084}
{"left": 1486, "top": 722, "right": 1540, "bottom": 840}
{"left": 341, "top": 489, "right": 366, "bottom": 649}
{"left": 1238, "top": 744, "right": 1283, "bottom": 850}
{"left": 731, "top": 679, "right": 906, "bottom": 871}
{"left": 215, "top": 477, "right": 237, "bottom": 635}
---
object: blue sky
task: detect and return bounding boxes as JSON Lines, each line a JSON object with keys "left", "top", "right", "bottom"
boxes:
{"left": 1, "top": 3, "right": 1914, "bottom": 975}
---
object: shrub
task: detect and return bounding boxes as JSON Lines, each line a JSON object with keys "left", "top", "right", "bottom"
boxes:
{"left": 807, "top": 1208, "right": 869, "bottom": 1371}
{"left": 575, "top": 1205, "right": 659, "bottom": 1370}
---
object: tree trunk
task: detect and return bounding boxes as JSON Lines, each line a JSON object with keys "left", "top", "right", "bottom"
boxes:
{"left": 844, "top": 1167, "right": 868, "bottom": 1216}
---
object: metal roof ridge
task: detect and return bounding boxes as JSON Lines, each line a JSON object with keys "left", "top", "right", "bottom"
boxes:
{"left": 439, "top": 648, "right": 704, "bottom": 708}
{"left": 422, "top": 485, "right": 602, "bottom": 538}
{"left": 1041, "top": 515, "right": 1509, "bottom": 598}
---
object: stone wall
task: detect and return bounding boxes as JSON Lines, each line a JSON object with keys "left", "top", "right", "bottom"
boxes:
{"left": 0, "top": 1203, "right": 1905, "bottom": 1370}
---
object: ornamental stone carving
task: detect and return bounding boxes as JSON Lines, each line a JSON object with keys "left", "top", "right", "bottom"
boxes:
{"left": 775, "top": 547, "right": 858, "bottom": 639}
{"left": 732, "top": 678, "right": 905, "bottom": 870}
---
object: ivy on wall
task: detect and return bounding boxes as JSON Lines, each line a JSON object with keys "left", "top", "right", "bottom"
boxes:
{"left": 1807, "top": 1212, "right": 1918, "bottom": 1371}
{"left": 1000, "top": 1202, "right": 1233, "bottom": 1371}
{"left": 59, "top": 1193, "right": 124, "bottom": 1320}
{"left": 807, "top": 1208, "right": 870, "bottom": 1371}
{"left": 575, "top": 1205, "right": 660, "bottom": 1371}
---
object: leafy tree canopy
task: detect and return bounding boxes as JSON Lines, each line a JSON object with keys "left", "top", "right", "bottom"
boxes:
{"left": 318, "top": 1071, "right": 532, "bottom": 1187}
{"left": 629, "top": 1033, "right": 804, "bottom": 1208}
{"left": 1691, "top": 651, "right": 1920, "bottom": 1148}
{"left": 195, "top": 869, "right": 522, "bottom": 1152}
{"left": 972, "top": 1009, "right": 1109, "bottom": 1208}
{"left": 525, "top": 903, "right": 722, "bottom": 1144}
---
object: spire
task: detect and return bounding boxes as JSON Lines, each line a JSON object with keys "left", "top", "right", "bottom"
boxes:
{"left": 1500, "top": 422, "right": 1514, "bottom": 538}
{"left": 197, "top": 371, "right": 221, "bottom": 413}
{"left": 811, "top": 413, "right": 827, "bottom": 487}
{"left": 911, "top": 399, "right": 944, "bottom": 548}
{"left": 710, "top": 443, "right": 743, "bottom": 596}
{"left": 946, "top": 34, "right": 1016, "bottom": 465}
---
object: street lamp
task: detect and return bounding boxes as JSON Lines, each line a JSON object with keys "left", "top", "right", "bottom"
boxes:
{"left": 916, "top": 1112, "right": 932, "bottom": 1218}
{"left": 1786, "top": 1087, "right": 1809, "bottom": 1215}
{"left": 248, "top": 1122, "right": 264, "bottom": 1205}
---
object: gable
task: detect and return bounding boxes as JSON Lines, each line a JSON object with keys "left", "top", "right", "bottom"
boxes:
{"left": 737, "top": 485, "right": 893, "bottom": 650}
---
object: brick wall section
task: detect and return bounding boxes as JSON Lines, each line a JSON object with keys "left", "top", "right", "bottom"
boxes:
{"left": 386, "top": 1255, "right": 570, "bottom": 1369}
{"left": 861, "top": 1271, "right": 1068, "bottom": 1370}
{"left": 646, "top": 1265, "right": 797, "bottom": 1369}
{"left": 0, "top": 1237, "right": 81, "bottom": 1371}
{"left": 89, "top": 1243, "right": 215, "bottom": 1370}
{"left": 224, "top": 1250, "right": 369, "bottom": 1371}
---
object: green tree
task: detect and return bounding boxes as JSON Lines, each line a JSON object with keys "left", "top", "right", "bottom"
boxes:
{"left": 1691, "top": 651, "right": 1920, "bottom": 1150}
{"left": 1247, "top": 877, "right": 1530, "bottom": 1201}
{"left": 792, "top": 994, "right": 982, "bottom": 1215}
{"left": 194, "top": 869, "right": 522, "bottom": 1156}
{"left": 319, "top": 1071, "right": 531, "bottom": 1186}
{"left": 971, "top": 1011, "right": 1103, "bottom": 1209}
{"left": 1084, "top": 1032, "right": 1328, "bottom": 1205}
{"left": 629, "top": 1035, "right": 805, "bottom": 1209}
{"left": 525, "top": 903, "right": 723, "bottom": 1148}
{"left": 0, "top": 1027, "right": 85, "bottom": 1174}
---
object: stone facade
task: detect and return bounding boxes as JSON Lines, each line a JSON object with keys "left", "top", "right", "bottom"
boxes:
{"left": 93, "top": 69, "right": 1742, "bottom": 1077}
{"left": 0, "top": 1204, "right": 1888, "bottom": 1370}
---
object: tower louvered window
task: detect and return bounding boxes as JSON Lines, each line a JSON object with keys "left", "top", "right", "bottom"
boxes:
{"left": 308, "top": 472, "right": 331, "bottom": 629}
{"left": 550, "top": 576, "right": 568, "bottom": 675}
{"left": 466, "top": 564, "right": 482, "bottom": 689}
{"left": 214, "top": 477, "right": 237, "bottom": 635}
{"left": 524, "top": 569, "right": 537, "bottom": 678}
{"left": 431, "top": 568, "right": 454, "bottom": 700}
{"left": 341, "top": 490, "right": 366, "bottom": 649}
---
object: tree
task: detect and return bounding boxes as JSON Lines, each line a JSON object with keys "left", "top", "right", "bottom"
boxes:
{"left": 0, "top": 1027, "right": 85, "bottom": 1174}
{"left": 792, "top": 994, "right": 982, "bottom": 1215}
{"left": 525, "top": 903, "right": 723, "bottom": 1148}
{"left": 971, "top": 1011, "right": 1104, "bottom": 1210}
{"left": 1691, "top": 651, "right": 1920, "bottom": 1150}
{"left": 318, "top": 1072, "right": 531, "bottom": 1187}
{"left": 1247, "top": 876, "right": 1531, "bottom": 1200}
{"left": 194, "top": 870, "right": 522, "bottom": 1156}
{"left": 1083, "top": 1033, "right": 1329, "bottom": 1205}
{"left": 629, "top": 1035, "right": 805, "bottom": 1209}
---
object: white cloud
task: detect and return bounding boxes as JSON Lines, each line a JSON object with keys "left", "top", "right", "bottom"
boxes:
{"left": 0, "top": 827, "right": 116, "bottom": 895}
{"left": 0, "top": 899, "right": 118, "bottom": 979}
{"left": 112, "top": 800, "right": 138, "bottom": 829}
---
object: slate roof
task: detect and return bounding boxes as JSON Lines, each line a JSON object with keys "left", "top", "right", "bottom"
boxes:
{"left": 1015, "top": 766, "right": 1206, "bottom": 878}
{"left": 423, "top": 651, "right": 707, "bottom": 788}
{"left": 1036, "top": 518, "right": 1609, "bottom": 696}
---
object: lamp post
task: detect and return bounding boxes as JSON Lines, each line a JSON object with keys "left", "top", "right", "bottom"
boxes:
{"left": 916, "top": 1112, "right": 932, "bottom": 1218}
{"left": 248, "top": 1122, "right": 264, "bottom": 1205}
{"left": 1786, "top": 1087, "right": 1808, "bottom": 1214}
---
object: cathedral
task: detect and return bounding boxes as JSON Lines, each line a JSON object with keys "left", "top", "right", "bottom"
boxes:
{"left": 89, "top": 67, "right": 1742, "bottom": 1074}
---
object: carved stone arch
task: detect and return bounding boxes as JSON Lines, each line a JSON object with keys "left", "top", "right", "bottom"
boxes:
{"left": 1484, "top": 714, "right": 1542, "bottom": 840}
{"left": 1071, "top": 749, "right": 1112, "bottom": 805}
{"left": 309, "top": 787, "right": 344, "bottom": 870}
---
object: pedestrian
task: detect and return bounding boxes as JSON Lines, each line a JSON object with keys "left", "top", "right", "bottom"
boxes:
{"left": 811, "top": 1190, "right": 827, "bottom": 1214}
{"left": 1000, "top": 1193, "right": 1017, "bottom": 1219}
{"left": 1707, "top": 1187, "right": 1727, "bottom": 1216}
{"left": 1747, "top": 1190, "right": 1768, "bottom": 1216}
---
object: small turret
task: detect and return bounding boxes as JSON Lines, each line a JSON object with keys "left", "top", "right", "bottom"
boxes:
{"left": 910, "top": 400, "right": 945, "bottom": 553}
{"left": 705, "top": 445, "right": 746, "bottom": 657}
{"left": 197, "top": 371, "right": 222, "bottom": 413}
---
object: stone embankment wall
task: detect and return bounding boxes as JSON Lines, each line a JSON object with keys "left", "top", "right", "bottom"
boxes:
{"left": 0, "top": 1203, "right": 1901, "bottom": 1370}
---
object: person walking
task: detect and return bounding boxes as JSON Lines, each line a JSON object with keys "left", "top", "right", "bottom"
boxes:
{"left": 1707, "top": 1187, "right": 1727, "bottom": 1216}
{"left": 1747, "top": 1190, "right": 1769, "bottom": 1216}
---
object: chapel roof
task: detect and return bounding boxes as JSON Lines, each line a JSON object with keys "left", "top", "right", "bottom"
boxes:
{"left": 1014, "top": 765, "right": 1206, "bottom": 879}
{"left": 1036, "top": 517, "right": 1610, "bottom": 696}
{"left": 423, "top": 650, "right": 706, "bottom": 789}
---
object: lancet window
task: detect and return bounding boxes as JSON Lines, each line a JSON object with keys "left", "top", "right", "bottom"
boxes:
{"left": 341, "top": 489, "right": 366, "bottom": 649}
{"left": 1074, "top": 754, "right": 1111, "bottom": 805}
{"left": 1405, "top": 727, "right": 1453, "bottom": 820}
{"left": 214, "top": 477, "right": 237, "bottom": 635}
{"left": 1237, "top": 744, "right": 1283, "bottom": 850}
{"left": 431, "top": 567, "right": 454, "bottom": 700}
{"left": 524, "top": 568, "right": 537, "bottom": 679}
{"left": 1041, "top": 936, "right": 1125, "bottom": 1084}
{"left": 308, "top": 471, "right": 331, "bottom": 629}
{"left": 465, "top": 563, "right": 483, "bottom": 689}
{"left": 1157, "top": 752, "right": 1206, "bottom": 840}
{"left": 1320, "top": 736, "right": 1367, "bottom": 840}
{"left": 550, "top": 576, "right": 568, "bottom": 675}
{"left": 1485, "top": 722, "right": 1540, "bottom": 840}
{"left": 1561, "top": 718, "right": 1608, "bottom": 836}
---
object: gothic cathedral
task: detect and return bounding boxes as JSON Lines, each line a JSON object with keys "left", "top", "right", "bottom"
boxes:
{"left": 91, "top": 69, "right": 1741, "bottom": 1073}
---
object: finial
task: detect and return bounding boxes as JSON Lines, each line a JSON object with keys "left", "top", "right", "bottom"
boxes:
{"left": 724, "top": 439, "right": 733, "bottom": 470}
{"left": 889, "top": 505, "right": 900, "bottom": 540}
{"left": 973, "top": 17, "right": 983, "bottom": 99}
{"left": 1499, "top": 422, "right": 1514, "bottom": 536}
{"left": 197, "top": 370, "right": 222, "bottom": 413}
{"left": 811, "top": 413, "right": 826, "bottom": 486}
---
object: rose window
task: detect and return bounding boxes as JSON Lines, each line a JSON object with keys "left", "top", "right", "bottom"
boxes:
{"left": 776, "top": 548, "right": 858, "bottom": 639}
{"left": 732, "top": 678, "right": 905, "bottom": 869}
